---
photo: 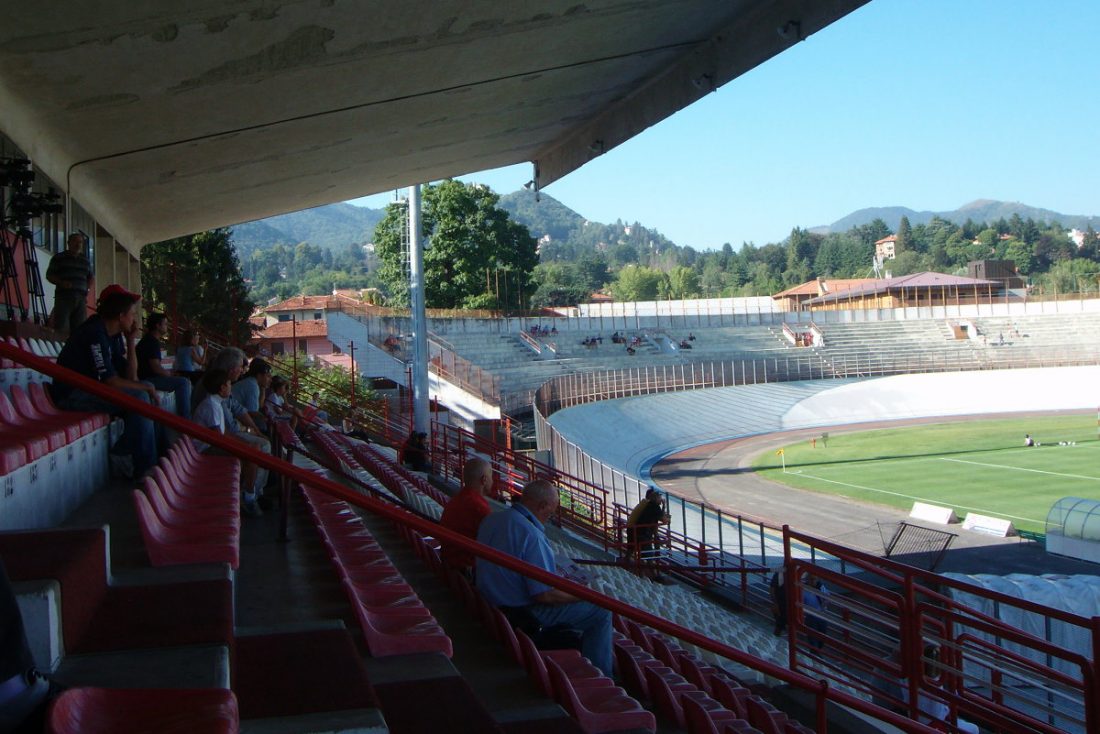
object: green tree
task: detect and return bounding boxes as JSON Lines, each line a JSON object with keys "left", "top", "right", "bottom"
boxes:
{"left": 141, "top": 228, "right": 256, "bottom": 344}
{"left": 611, "top": 264, "right": 666, "bottom": 301}
{"left": 895, "top": 216, "right": 912, "bottom": 254}
{"left": 666, "top": 266, "right": 700, "bottom": 298}
{"left": 372, "top": 181, "right": 538, "bottom": 309}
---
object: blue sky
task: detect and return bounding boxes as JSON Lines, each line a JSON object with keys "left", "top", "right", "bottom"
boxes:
{"left": 351, "top": 1, "right": 1100, "bottom": 251}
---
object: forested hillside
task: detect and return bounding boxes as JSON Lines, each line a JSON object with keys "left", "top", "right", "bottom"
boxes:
{"left": 234, "top": 188, "right": 1100, "bottom": 307}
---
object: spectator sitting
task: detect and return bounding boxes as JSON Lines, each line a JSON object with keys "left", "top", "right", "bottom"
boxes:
{"left": 401, "top": 430, "right": 431, "bottom": 472}
{"left": 193, "top": 369, "right": 261, "bottom": 516}
{"left": 383, "top": 334, "right": 401, "bottom": 354}
{"left": 476, "top": 480, "right": 614, "bottom": 677}
{"left": 439, "top": 457, "right": 493, "bottom": 575}
{"left": 679, "top": 339, "right": 692, "bottom": 349}
{"left": 136, "top": 312, "right": 192, "bottom": 419}
{"left": 688, "top": 332, "right": 696, "bottom": 341}
{"left": 265, "top": 376, "right": 302, "bottom": 429}
{"left": 625, "top": 346, "right": 636, "bottom": 355}
{"left": 231, "top": 358, "right": 273, "bottom": 433}
{"left": 303, "top": 391, "right": 329, "bottom": 424}
{"left": 52, "top": 285, "right": 159, "bottom": 478}
{"left": 174, "top": 329, "right": 205, "bottom": 380}
{"left": 550, "top": 326, "right": 557, "bottom": 335}
{"left": 192, "top": 346, "right": 272, "bottom": 508}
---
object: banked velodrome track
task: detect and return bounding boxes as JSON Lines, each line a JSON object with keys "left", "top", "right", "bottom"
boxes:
{"left": 546, "top": 365, "right": 1100, "bottom": 574}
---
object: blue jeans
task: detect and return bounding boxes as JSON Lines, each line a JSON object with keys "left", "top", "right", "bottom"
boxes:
{"left": 58, "top": 385, "right": 158, "bottom": 476}
{"left": 529, "top": 601, "right": 613, "bottom": 677}
{"left": 147, "top": 374, "right": 192, "bottom": 420}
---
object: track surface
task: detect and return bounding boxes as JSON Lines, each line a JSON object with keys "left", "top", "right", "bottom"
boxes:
{"left": 649, "top": 412, "right": 1098, "bottom": 575}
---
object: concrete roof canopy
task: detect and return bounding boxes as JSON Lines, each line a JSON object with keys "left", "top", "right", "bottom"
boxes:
{"left": 0, "top": 1, "right": 867, "bottom": 248}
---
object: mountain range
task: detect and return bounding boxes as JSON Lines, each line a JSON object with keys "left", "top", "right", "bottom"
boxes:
{"left": 230, "top": 194, "right": 1099, "bottom": 254}
{"left": 817, "top": 200, "right": 1100, "bottom": 235}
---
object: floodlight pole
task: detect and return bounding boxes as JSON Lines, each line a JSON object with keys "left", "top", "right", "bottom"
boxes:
{"left": 408, "top": 184, "right": 430, "bottom": 435}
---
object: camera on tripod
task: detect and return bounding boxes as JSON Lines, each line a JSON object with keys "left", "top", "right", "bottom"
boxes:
{"left": 0, "top": 158, "right": 35, "bottom": 189}
{"left": 10, "top": 190, "right": 64, "bottom": 223}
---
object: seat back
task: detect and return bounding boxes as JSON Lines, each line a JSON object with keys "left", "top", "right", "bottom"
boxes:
{"left": 143, "top": 476, "right": 183, "bottom": 525}
{"left": 516, "top": 629, "right": 552, "bottom": 696}
{"left": 682, "top": 694, "right": 724, "bottom": 734}
{"left": 544, "top": 657, "right": 582, "bottom": 716}
{"left": 650, "top": 634, "right": 682, "bottom": 671}
{"left": 613, "top": 642, "right": 651, "bottom": 699}
{"left": 644, "top": 664, "right": 686, "bottom": 728}
{"left": 28, "top": 382, "right": 58, "bottom": 413}
{"left": 9, "top": 385, "right": 41, "bottom": 420}
{"left": 745, "top": 696, "right": 786, "bottom": 734}
{"left": 491, "top": 607, "right": 523, "bottom": 663}
{"left": 0, "top": 388, "right": 24, "bottom": 425}
{"left": 132, "top": 490, "right": 170, "bottom": 560}
{"left": 710, "top": 675, "right": 750, "bottom": 719}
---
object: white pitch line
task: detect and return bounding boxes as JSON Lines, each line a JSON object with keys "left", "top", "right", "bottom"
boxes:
{"left": 941, "top": 458, "right": 1100, "bottom": 482}
{"left": 792, "top": 471, "right": 1044, "bottom": 524}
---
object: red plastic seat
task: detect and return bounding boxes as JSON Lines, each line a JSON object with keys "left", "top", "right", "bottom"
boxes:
{"left": 516, "top": 629, "right": 610, "bottom": 697}
{"left": 132, "top": 490, "right": 239, "bottom": 569}
{"left": 545, "top": 658, "right": 656, "bottom": 734}
{"left": 709, "top": 675, "right": 751, "bottom": 719}
{"left": 745, "top": 696, "right": 788, "bottom": 734}
{"left": 142, "top": 476, "right": 240, "bottom": 530}
{"left": 643, "top": 664, "right": 705, "bottom": 728}
{"left": 352, "top": 604, "right": 452, "bottom": 658}
{"left": 10, "top": 385, "right": 83, "bottom": 442}
{"left": 46, "top": 686, "right": 239, "bottom": 734}
{"left": 29, "top": 382, "right": 107, "bottom": 430}
{"left": 0, "top": 389, "right": 62, "bottom": 455}
{"left": 150, "top": 467, "right": 237, "bottom": 511}
{"left": 682, "top": 693, "right": 743, "bottom": 734}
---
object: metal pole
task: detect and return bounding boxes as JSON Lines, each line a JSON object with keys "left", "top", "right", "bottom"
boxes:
{"left": 291, "top": 315, "right": 299, "bottom": 395}
{"left": 408, "top": 184, "right": 430, "bottom": 434}
{"left": 349, "top": 341, "right": 356, "bottom": 411}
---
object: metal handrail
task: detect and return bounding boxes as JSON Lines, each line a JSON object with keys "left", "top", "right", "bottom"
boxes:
{"left": 0, "top": 341, "right": 944, "bottom": 734}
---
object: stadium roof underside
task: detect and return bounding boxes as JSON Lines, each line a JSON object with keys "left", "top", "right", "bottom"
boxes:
{"left": 0, "top": 1, "right": 867, "bottom": 249}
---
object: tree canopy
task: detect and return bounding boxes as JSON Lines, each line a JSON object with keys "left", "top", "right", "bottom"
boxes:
{"left": 141, "top": 228, "right": 256, "bottom": 344}
{"left": 372, "top": 181, "right": 538, "bottom": 309}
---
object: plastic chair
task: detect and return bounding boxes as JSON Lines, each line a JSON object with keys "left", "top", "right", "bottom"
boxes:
{"left": 545, "top": 658, "right": 656, "bottom": 734}
{"left": 46, "top": 686, "right": 239, "bottom": 734}
{"left": 132, "top": 491, "right": 239, "bottom": 569}
{"left": 682, "top": 693, "right": 743, "bottom": 734}
{"left": 516, "top": 629, "right": 610, "bottom": 697}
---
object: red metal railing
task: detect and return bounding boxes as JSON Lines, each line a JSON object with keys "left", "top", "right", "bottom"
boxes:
{"left": 0, "top": 341, "right": 947, "bottom": 734}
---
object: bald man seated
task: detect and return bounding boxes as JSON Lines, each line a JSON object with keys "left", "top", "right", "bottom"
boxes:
{"left": 476, "top": 479, "right": 613, "bottom": 677}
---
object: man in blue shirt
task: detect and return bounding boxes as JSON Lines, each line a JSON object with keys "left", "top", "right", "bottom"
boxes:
{"left": 52, "top": 285, "right": 158, "bottom": 477}
{"left": 476, "top": 480, "right": 613, "bottom": 677}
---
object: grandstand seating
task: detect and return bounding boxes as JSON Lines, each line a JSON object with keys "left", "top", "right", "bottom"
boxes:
{"left": 46, "top": 686, "right": 239, "bottom": 734}
{"left": 8, "top": 319, "right": 1100, "bottom": 733}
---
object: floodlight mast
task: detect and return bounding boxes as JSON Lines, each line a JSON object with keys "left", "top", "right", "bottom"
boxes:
{"left": 407, "top": 184, "right": 430, "bottom": 435}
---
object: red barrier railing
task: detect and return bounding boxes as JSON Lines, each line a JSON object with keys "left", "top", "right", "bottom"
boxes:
{"left": 785, "top": 526, "right": 1096, "bottom": 734}
{"left": 0, "top": 341, "right": 954, "bottom": 733}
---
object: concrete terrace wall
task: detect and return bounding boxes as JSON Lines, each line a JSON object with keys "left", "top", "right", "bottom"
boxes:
{"left": 383, "top": 296, "right": 1100, "bottom": 336}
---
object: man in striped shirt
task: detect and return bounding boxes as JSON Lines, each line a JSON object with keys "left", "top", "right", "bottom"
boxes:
{"left": 46, "top": 233, "right": 92, "bottom": 334}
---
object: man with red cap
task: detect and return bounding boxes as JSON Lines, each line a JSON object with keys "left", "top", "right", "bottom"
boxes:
{"left": 52, "top": 284, "right": 159, "bottom": 477}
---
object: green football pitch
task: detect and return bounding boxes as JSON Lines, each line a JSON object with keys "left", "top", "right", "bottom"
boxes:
{"left": 752, "top": 415, "right": 1100, "bottom": 534}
